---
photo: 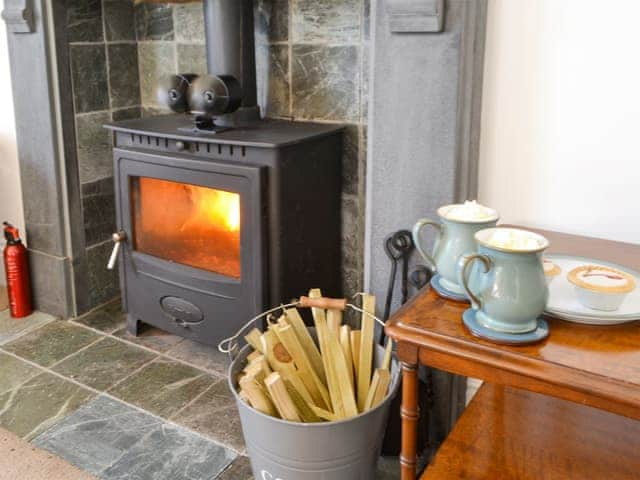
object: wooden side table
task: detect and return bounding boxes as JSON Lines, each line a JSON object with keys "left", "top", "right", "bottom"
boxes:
{"left": 385, "top": 229, "right": 640, "bottom": 480}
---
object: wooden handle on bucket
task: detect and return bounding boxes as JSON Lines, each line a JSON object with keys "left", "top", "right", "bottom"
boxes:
{"left": 299, "top": 296, "right": 347, "bottom": 311}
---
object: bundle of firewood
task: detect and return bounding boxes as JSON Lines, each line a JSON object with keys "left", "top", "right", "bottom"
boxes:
{"left": 237, "top": 289, "right": 393, "bottom": 422}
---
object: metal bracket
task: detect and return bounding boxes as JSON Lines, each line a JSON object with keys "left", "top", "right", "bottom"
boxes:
{"left": 386, "top": 0, "right": 444, "bottom": 33}
{"left": 1, "top": 0, "right": 34, "bottom": 34}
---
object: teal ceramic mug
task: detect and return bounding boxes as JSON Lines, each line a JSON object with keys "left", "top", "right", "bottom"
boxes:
{"left": 457, "top": 227, "right": 550, "bottom": 333}
{"left": 412, "top": 204, "right": 499, "bottom": 295}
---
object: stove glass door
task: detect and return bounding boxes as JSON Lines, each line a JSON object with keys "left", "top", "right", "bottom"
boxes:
{"left": 130, "top": 176, "right": 241, "bottom": 279}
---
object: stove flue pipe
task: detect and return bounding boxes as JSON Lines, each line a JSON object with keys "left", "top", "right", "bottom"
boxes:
{"left": 203, "top": 0, "right": 259, "bottom": 123}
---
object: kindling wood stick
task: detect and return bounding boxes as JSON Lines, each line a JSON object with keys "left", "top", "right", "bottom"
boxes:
{"left": 309, "top": 288, "right": 345, "bottom": 418}
{"left": 283, "top": 307, "right": 326, "bottom": 384}
{"left": 326, "top": 327, "right": 359, "bottom": 418}
{"left": 382, "top": 340, "right": 393, "bottom": 372}
{"left": 245, "top": 328, "right": 264, "bottom": 354}
{"left": 247, "top": 350, "right": 261, "bottom": 362}
{"left": 310, "top": 405, "right": 340, "bottom": 422}
{"left": 357, "top": 294, "right": 376, "bottom": 412}
{"left": 339, "top": 325, "right": 355, "bottom": 390}
{"left": 260, "top": 328, "right": 317, "bottom": 408}
{"left": 274, "top": 318, "right": 330, "bottom": 409}
{"left": 283, "top": 378, "right": 321, "bottom": 423}
{"left": 350, "top": 330, "right": 361, "bottom": 378}
{"left": 265, "top": 372, "right": 301, "bottom": 422}
{"left": 327, "top": 309, "right": 342, "bottom": 336}
{"left": 364, "top": 369, "right": 391, "bottom": 411}
{"left": 239, "top": 375, "right": 277, "bottom": 417}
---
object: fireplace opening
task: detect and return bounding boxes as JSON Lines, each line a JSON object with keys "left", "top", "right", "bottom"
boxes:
{"left": 130, "top": 177, "right": 241, "bottom": 279}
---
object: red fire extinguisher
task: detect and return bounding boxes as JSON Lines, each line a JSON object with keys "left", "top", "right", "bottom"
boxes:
{"left": 3, "top": 222, "right": 32, "bottom": 318}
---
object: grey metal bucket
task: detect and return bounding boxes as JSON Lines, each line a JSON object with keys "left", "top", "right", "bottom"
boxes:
{"left": 228, "top": 336, "right": 400, "bottom": 480}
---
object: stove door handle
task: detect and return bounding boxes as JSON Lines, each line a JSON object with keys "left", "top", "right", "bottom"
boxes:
{"left": 107, "top": 231, "right": 127, "bottom": 270}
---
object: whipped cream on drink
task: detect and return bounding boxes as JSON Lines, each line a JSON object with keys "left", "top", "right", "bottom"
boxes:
{"left": 442, "top": 201, "right": 496, "bottom": 222}
{"left": 486, "top": 229, "right": 541, "bottom": 251}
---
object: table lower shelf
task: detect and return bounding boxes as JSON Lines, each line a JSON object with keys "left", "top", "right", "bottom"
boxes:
{"left": 422, "top": 383, "right": 640, "bottom": 479}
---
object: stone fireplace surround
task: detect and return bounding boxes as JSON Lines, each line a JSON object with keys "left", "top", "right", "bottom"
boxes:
{"left": 4, "top": 0, "right": 485, "bottom": 316}
{"left": 4, "top": 0, "right": 485, "bottom": 443}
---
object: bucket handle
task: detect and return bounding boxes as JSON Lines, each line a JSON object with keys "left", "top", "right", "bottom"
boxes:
{"left": 217, "top": 295, "right": 390, "bottom": 360}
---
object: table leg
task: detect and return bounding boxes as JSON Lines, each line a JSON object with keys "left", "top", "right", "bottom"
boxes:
{"left": 400, "top": 362, "right": 419, "bottom": 480}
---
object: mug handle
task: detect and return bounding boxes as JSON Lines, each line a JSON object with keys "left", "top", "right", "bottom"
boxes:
{"left": 412, "top": 218, "right": 442, "bottom": 272}
{"left": 457, "top": 253, "right": 492, "bottom": 310}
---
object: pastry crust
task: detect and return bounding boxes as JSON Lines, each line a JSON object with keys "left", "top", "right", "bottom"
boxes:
{"left": 568, "top": 265, "right": 636, "bottom": 294}
{"left": 543, "top": 260, "right": 561, "bottom": 277}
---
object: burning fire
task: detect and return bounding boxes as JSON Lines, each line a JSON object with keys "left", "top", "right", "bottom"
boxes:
{"left": 133, "top": 177, "right": 241, "bottom": 278}
{"left": 190, "top": 188, "right": 240, "bottom": 232}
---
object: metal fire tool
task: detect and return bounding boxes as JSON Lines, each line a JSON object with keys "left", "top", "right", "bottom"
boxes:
{"left": 380, "top": 229, "right": 433, "bottom": 457}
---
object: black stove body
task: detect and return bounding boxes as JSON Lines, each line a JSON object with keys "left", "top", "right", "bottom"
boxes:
{"left": 106, "top": 115, "right": 343, "bottom": 346}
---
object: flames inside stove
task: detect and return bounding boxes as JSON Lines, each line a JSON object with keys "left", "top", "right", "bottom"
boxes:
{"left": 130, "top": 176, "right": 241, "bottom": 278}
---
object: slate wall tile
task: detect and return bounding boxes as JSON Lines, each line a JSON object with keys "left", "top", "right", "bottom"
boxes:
{"left": 86, "top": 241, "right": 120, "bottom": 307}
{"left": 66, "top": 0, "right": 103, "bottom": 43}
{"left": 108, "top": 44, "right": 141, "bottom": 108}
{"left": 111, "top": 107, "right": 141, "bottom": 122}
{"left": 292, "top": 0, "right": 361, "bottom": 43}
{"left": 103, "top": 0, "right": 136, "bottom": 42}
{"left": 135, "top": 4, "right": 174, "bottom": 41}
{"left": 342, "top": 125, "right": 359, "bottom": 196}
{"left": 176, "top": 44, "right": 207, "bottom": 74}
{"left": 256, "top": 43, "right": 289, "bottom": 118}
{"left": 292, "top": 45, "right": 359, "bottom": 121}
{"left": 255, "top": 0, "right": 289, "bottom": 44}
{"left": 70, "top": 44, "right": 109, "bottom": 114}
{"left": 138, "top": 42, "right": 177, "bottom": 106}
{"left": 174, "top": 4, "right": 205, "bottom": 43}
{"left": 82, "top": 177, "right": 116, "bottom": 247}
{"left": 76, "top": 111, "right": 112, "bottom": 184}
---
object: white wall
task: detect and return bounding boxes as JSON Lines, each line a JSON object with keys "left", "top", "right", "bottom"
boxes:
{"left": 0, "top": 18, "right": 25, "bottom": 285}
{"left": 478, "top": 0, "right": 640, "bottom": 244}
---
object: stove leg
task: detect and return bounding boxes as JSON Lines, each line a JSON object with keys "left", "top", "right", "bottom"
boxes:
{"left": 126, "top": 314, "right": 141, "bottom": 336}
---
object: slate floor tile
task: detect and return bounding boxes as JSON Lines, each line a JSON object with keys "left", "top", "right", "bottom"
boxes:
{"left": 53, "top": 337, "right": 157, "bottom": 391}
{"left": 0, "top": 310, "right": 55, "bottom": 345}
{"left": 102, "top": 422, "right": 236, "bottom": 480}
{"left": 0, "top": 372, "right": 94, "bottom": 440}
{"left": 216, "top": 455, "right": 253, "bottom": 479}
{"left": 113, "top": 325, "right": 184, "bottom": 353}
{"left": 74, "top": 301, "right": 125, "bottom": 333}
{"left": 109, "top": 358, "right": 215, "bottom": 419}
{"left": 377, "top": 457, "right": 401, "bottom": 479}
{"left": 3, "top": 321, "right": 102, "bottom": 367}
{"left": 166, "top": 339, "right": 230, "bottom": 377}
{"left": 0, "top": 352, "right": 42, "bottom": 394}
{"left": 33, "top": 395, "right": 161, "bottom": 477}
{"left": 173, "top": 378, "right": 244, "bottom": 452}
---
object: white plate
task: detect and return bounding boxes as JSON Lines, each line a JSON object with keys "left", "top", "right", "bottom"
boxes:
{"left": 544, "top": 254, "right": 640, "bottom": 325}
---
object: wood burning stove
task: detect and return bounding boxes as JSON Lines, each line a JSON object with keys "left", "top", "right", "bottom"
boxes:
{"left": 103, "top": 0, "right": 343, "bottom": 346}
{"left": 106, "top": 116, "right": 343, "bottom": 346}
